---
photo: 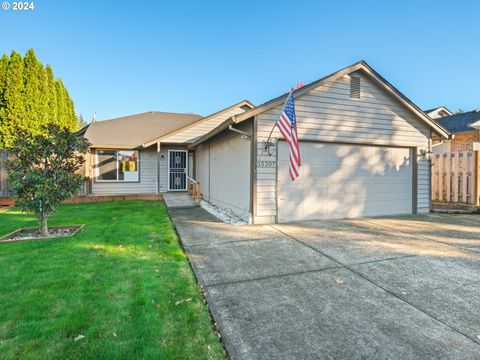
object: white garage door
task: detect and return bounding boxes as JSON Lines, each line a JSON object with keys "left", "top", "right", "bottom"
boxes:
{"left": 277, "top": 141, "right": 413, "bottom": 222}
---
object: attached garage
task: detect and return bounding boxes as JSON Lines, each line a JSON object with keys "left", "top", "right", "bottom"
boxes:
{"left": 277, "top": 141, "right": 413, "bottom": 222}
{"left": 189, "top": 61, "right": 450, "bottom": 224}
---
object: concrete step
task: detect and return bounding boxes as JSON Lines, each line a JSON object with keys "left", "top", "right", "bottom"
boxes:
{"left": 163, "top": 192, "right": 199, "bottom": 209}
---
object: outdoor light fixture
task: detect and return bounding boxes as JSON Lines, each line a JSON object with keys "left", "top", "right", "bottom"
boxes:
{"left": 160, "top": 154, "right": 165, "bottom": 161}
{"left": 265, "top": 141, "right": 276, "bottom": 156}
{"left": 418, "top": 149, "right": 432, "bottom": 158}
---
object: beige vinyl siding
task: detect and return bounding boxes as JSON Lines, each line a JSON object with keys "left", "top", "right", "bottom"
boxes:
{"left": 195, "top": 121, "right": 252, "bottom": 221}
{"left": 254, "top": 71, "right": 431, "bottom": 224}
{"left": 417, "top": 158, "right": 431, "bottom": 213}
{"left": 196, "top": 143, "right": 210, "bottom": 199}
{"left": 92, "top": 149, "right": 158, "bottom": 195}
{"left": 162, "top": 108, "right": 246, "bottom": 143}
{"left": 158, "top": 145, "right": 188, "bottom": 192}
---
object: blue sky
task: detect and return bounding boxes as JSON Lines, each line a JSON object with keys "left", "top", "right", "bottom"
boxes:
{"left": 1, "top": 0, "right": 479, "bottom": 121}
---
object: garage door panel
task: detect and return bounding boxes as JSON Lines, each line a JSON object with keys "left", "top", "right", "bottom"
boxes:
{"left": 278, "top": 142, "right": 413, "bottom": 222}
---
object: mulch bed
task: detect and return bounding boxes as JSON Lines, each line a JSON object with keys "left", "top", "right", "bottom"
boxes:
{"left": 0, "top": 225, "right": 84, "bottom": 243}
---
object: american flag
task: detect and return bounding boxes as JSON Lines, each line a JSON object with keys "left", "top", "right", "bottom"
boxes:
{"left": 276, "top": 91, "right": 301, "bottom": 180}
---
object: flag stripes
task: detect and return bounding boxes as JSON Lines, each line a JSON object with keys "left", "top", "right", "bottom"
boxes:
{"left": 275, "top": 91, "right": 301, "bottom": 181}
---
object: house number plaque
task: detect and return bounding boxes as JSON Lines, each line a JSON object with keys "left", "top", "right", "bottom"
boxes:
{"left": 257, "top": 160, "right": 276, "bottom": 168}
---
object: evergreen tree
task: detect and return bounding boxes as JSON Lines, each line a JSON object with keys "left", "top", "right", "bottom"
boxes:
{"left": 62, "top": 82, "right": 77, "bottom": 131}
{"left": 0, "top": 51, "right": 25, "bottom": 148}
{"left": 0, "top": 49, "right": 79, "bottom": 148}
{"left": 77, "top": 114, "right": 88, "bottom": 129}
{"left": 22, "top": 49, "right": 43, "bottom": 136}
{"left": 54, "top": 79, "right": 66, "bottom": 128}
{"left": 45, "top": 65, "right": 57, "bottom": 124}
{"left": 0, "top": 54, "right": 8, "bottom": 115}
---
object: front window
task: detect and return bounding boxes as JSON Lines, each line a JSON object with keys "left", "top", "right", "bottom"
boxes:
{"left": 96, "top": 150, "right": 139, "bottom": 181}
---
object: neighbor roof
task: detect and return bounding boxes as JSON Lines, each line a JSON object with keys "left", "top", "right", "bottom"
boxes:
{"left": 425, "top": 106, "right": 453, "bottom": 115}
{"left": 435, "top": 110, "right": 480, "bottom": 133}
{"left": 83, "top": 111, "right": 203, "bottom": 148}
{"left": 233, "top": 61, "right": 450, "bottom": 139}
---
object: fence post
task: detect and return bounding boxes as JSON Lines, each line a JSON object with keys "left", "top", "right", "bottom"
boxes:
{"left": 0, "top": 149, "right": 8, "bottom": 197}
{"left": 444, "top": 153, "right": 451, "bottom": 202}
{"left": 476, "top": 150, "right": 480, "bottom": 206}
{"left": 432, "top": 154, "right": 438, "bottom": 201}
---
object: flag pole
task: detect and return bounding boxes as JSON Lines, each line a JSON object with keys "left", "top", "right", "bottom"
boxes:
{"left": 264, "top": 88, "right": 293, "bottom": 147}
{"left": 257, "top": 88, "right": 294, "bottom": 163}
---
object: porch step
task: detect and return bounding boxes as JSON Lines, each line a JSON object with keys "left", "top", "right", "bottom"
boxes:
{"left": 163, "top": 192, "right": 199, "bottom": 209}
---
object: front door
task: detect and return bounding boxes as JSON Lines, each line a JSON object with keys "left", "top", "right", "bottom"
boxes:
{"left": 168, "top": 150, "right": 188, "bottom": 191}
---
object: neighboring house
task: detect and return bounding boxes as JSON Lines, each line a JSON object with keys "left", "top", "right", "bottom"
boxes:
{"left": 81, "top": 60, "right": 449, "bottom": 223}
{"left": 425, "top": 106, "right": 453, "bottom": 119}
{"left": 431, "top": 110, "right": 480, "bottom": 153}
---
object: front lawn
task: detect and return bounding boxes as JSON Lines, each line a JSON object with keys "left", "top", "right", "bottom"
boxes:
{"left": 0, "top": 201, "right": 225, "bottom": 359}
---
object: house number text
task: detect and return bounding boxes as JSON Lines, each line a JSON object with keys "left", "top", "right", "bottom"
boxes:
{"left": 257, "top": 160, "right": 276, "bottom": 168}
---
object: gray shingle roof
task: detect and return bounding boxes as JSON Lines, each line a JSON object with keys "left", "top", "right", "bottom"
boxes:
{"left": 84, "top": 111, "right": 203, "bottom": 148}
{"left": 435, "top": 110, "right": 480, "bottom": 133}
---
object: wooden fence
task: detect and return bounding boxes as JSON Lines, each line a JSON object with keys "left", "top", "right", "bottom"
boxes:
{"left": 0, "top": 149, "right": 9, "bottom": 197}
{"left": 432, "top": 151, "right": 480, "bottom": 205}
{"left": 0, "top": 149, "right": 90, "bottom": 198}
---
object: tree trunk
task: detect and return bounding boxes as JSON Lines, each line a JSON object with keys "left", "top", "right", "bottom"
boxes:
{"left": 40, "top": 213, "right": 49, "bottom": 237}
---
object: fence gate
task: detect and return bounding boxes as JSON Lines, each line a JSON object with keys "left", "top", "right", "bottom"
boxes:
{"left": 432, "top": 151, "right": 480, "bottom": 205}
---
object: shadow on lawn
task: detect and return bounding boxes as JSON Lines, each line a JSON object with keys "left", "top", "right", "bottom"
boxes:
{"left": 0, "top": 201, "right": 224, "bottom": 359}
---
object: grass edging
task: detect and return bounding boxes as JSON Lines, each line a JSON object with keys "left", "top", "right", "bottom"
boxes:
{"left": 166, "top": 210, "right": 230, "bottom": 360}
{"left": 0, "top": 224, "right": 85, "bottom": 243}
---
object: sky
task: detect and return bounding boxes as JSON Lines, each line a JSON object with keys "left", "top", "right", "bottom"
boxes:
{"left": 0, "top": 0, "right": 479, "bottom": 122}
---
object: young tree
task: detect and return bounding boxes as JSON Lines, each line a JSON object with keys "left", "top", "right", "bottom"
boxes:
{"left": 6, "top": 125, "right": 89, "bottom": 236}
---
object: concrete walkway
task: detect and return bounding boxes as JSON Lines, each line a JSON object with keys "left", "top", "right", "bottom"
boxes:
{"left": 163, "top": 192, "right": 198, "bottom": 209}
{"left": 169, "top": 207, "right": 480, "bottom": 360}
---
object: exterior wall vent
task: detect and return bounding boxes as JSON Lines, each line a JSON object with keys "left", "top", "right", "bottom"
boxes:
{"left": 350, "top": 76, "right": 361, "bottom": 99}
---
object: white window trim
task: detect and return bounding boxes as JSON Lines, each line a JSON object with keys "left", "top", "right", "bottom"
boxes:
{"left": 95, "top": 149, "right": 140, "bottom": 183}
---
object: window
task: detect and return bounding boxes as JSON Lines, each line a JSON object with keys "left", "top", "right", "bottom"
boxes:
{"left": 96, "top": 150, "right": 139, "bottom": 181}
{"left": 350, "top": 76, "right": 361, "bottom": 99}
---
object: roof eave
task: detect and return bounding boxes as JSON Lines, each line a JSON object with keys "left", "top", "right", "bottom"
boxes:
{"left": 89, "top": 144, "right": 143, "bottom": 150}
{"left": 142, "top": 100, "right": 255, "bottom": 148}
{"left": 188, "top": 117, "right": 236, "bottom": 149}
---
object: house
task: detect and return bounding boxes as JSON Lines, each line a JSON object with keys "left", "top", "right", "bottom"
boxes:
{"left": 425, "top": 106, "right": 453, "bottom": 119}
{"left": 80, "top": 101, "right": 254, "bottom": 195}
{"left": 431, "top": 109, "right": 480, "bottom": 153}
{"left": 82, "top": 61, "right": 450, "bottom": 224}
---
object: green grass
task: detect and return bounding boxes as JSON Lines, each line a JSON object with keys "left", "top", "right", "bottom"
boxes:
{"left": 0, "top": 201, "right": 225, "bottom": 360}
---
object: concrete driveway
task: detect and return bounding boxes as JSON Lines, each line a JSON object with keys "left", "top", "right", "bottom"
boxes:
{"left": 169, "top": 208, "right": 480, "bottom": 359}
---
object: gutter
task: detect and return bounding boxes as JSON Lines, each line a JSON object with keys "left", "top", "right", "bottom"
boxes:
{"left": 228, "top": 125, "right": 251, "bottom": 138}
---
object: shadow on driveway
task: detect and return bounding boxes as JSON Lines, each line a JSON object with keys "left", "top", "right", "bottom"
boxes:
{"left": 169, "top": 208, "right": 480, "bottom": 360}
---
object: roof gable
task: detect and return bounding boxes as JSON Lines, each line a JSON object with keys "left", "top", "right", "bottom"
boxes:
{"left": 234, "top": 61, "right": 450, "bottom": 139}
